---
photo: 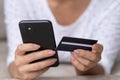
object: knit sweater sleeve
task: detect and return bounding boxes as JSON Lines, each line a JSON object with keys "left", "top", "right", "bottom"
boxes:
{"left": 4, "top": 0, "right": 29, "bottom": 65}
{"left": 95, "top": 3, "right": 120, "bottom": 74}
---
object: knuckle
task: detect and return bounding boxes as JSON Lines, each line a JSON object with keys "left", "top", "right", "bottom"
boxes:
{"left": 15, "top": 57, "right": 24, "bottom": 66}
{"left": 15, "top": 49, "right": 21, "bottom": 56}
{"left": 17, "top": 44, "right": 23, "bottom": 51}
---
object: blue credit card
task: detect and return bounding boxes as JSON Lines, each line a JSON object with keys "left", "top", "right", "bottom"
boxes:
{"left": 56, "top": 36, "right": 98, "bottom": 52}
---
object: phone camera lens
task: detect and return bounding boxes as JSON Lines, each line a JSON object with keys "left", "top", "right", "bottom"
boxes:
{"left": 28, "top": 27, "right": 31, "bottom": 30}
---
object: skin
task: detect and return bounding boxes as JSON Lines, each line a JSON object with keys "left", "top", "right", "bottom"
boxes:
{"left": 8, "top": 0, "right": 104, "bottom": 80}
{"left": 48, "top": 0, "right": 91, "bottom": 25}
{"left": 9, "top": 43, "right": 57, "bottom": 80}
{"left": 71, "top": 44, "right": 104, "bottom": 75}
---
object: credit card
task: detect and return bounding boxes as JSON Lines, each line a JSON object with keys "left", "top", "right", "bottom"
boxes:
{"left": 56, "top": 36, "right": 98, "bottom": 52}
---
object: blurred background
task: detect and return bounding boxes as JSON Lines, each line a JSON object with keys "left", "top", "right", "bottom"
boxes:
{"left": 0, "top": 0, "right": 120, "bottom": 79}
{"left": 0, "top": 0, "right": 10, "bottom": 78}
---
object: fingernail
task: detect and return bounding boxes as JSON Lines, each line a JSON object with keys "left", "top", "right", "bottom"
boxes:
{"left": 51, "top": 59, "right": 57, "bottom": 63}
{"left": 74, "top": 50, "right": 79, "bottom": 53}
{"left": 48, "top": 51, "right": 55, "bottom": 56}
{"left": 34, "top": 45, "right": 40, "bottom": 48}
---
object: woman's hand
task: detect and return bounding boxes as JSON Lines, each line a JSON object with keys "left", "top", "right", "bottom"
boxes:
{"left": 71, "top": 44, "right": 103, "bottom": 75}
{"left": 9, "top": 43, "right": 57, "bottom": 80}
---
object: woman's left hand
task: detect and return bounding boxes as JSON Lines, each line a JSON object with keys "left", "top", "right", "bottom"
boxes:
{"left": 71, "top": 44, "right": 103, "bottom": 73}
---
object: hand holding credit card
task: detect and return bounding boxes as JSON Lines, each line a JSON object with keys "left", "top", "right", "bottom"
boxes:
{"left": 56, "top": 36, "right": 98, "bottom": 52}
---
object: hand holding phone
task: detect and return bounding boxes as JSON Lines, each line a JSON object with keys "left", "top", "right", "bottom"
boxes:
{"left": 19, "top": 20, "right": 59, "bottom": 67}
{"left": 14, "top": 43, "right": 56, "bottom": 80}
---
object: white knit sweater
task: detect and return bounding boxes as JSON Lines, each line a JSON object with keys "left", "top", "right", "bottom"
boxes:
{"left": 4, "top": 0, "right": 120, "bottom": 74}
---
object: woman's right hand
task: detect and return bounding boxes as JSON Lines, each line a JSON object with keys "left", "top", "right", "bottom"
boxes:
{"left": 10, "top": 43, "right": 57, "bottom": 80}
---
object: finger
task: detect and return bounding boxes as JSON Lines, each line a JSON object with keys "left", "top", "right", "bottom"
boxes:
{"left": 71, "top": 55, "right": 88, "bottom": 72}
{"left": 22, "top": 68, "right": 49, "bottom": 80}
{"left": 71, "top": 52, "right": 94, "bottom": 67}
{"left": 73, "top": 49, "right": 98, "bottom": 62}
{"left": 19, "top": 50, "right": 56, "bottom": 65}
{"left": 92, "top": 44, "right": 103, "bottom": 55}
{"left": 19, "top": 58, "right": 57, "bottom": 72}
{"left": 16, "top": 43, "right": 40, "bottom": 56}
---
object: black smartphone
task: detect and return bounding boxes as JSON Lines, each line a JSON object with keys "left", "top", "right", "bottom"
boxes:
{"left": 19, "top": 20, "right": 59, "bottom": 67}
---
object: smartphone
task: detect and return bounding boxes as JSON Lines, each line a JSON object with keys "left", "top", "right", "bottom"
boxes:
{"left": 19, "top": 20, "right": 59, "bottom": 67}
